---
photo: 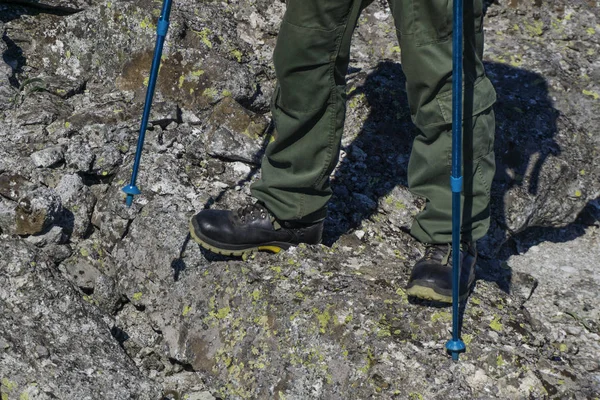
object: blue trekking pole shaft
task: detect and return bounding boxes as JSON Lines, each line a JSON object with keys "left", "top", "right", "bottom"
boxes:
{"left": 446, "top": 0, "right": 466, "bottom": 361}
{"left": 123, "top": 0, "right": 173, "bottom": 206}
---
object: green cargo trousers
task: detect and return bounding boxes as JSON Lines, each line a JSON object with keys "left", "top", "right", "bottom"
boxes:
{"left": 251, "top": 0, "right": 497, "bottom": 244}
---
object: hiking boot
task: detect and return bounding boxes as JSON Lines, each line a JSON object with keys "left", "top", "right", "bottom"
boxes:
{"left": 189, "top": 202, "right": 323, "bottom": 257}
{"left": 405, "top": 242, "right": 477, "bottom": 303}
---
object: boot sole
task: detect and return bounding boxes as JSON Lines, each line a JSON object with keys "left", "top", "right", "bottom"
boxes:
{"left": 189, "top": 219, "right": 292, "bottom": 258}
{"left": 406, "top": 281, "right": 471, "bottom": 304}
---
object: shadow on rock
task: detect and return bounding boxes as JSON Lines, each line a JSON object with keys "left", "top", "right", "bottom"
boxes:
{"left": 0, "top": 2, "right": 79, "bottom": 23}
{"left": 327, "top": 57, "right": 597, "bottom": 300}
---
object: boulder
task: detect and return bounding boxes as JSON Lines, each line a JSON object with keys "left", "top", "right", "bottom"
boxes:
{"left": 55, "top": 173, "right": 97, "bottom": 239}
{"left": 15, "top": 186, "right": 63, "bottom": 236}
{"left": 0, "top": 237, "right": 161, "bottom": 399}
{"left": 206, "top": 97, "right": 269, "bottom": 165}
{"left": 30, "top": 145, "right": 65, "bottom": 168}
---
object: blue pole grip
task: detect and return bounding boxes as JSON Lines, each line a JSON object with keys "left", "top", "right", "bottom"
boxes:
{"left": 450, "top": 176, "right": 463, "bottom": 193}
{"left": 157, "top": 19, "right": 169, "bottom": 37}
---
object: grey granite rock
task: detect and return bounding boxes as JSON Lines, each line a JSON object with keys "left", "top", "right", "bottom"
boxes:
{"left": 55, "top": 173, "right": 96, "bottom": 239}
{"left": 110, "top": 194, "right": 598, "bottom": 398}
{"left": 30, "top": 145, "right": 65, "bottom": 168}
{"left": 65, "top": 140, "right": 95, "bottom": 172}
{"left": 25, "top": 224, "right": 64, "bottom": 246}
{"left": 0, "top": 196, "right": 17, "bottom": 235}
{"left": 0, "top": 0, "right": 598, "bottom": 397}
{"left": 15, "top": 186, "right": 62, "bottom": 236}
{"left": 0, "top": 173, "right": 36, "bottom": 201}
{"left": 5, "top": 0, "right": 96, "bottom": 12}
{"left": 0, "top": 237, "right": 162, "bottom": 399}
{"left": 206, "top": 97, "right": 269, "bottom": 165}
{"left": 507, "top": 225, "right": 600, "bottom": 397}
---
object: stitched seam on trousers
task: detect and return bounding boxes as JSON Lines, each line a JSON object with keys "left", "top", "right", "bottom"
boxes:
{"left": 277, "top": 21, "right": 338, "bottom": 113}
{"left": 296, "top": 189, "right": 306, "bottom": 221}
{"left": 439, "top": 101, "right": 449, "bottom": 123}
{"left": 409, "top": 0, "right": 416, "bottom": 38}
{"left": 475, "top": 156, "right": 491, "bottom": 198}
{"left": 394, "top": 28, "right": 416, "bottom": 38}
{"left": 282, "top": 19, "right": 341, "bottom": 33}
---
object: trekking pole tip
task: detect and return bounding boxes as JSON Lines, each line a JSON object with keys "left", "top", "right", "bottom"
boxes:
{"left": 122, "top": 184, "right": 141, "bottom": 207}
{"left": 446, "top": 339, "right": 466, "bottom": 361}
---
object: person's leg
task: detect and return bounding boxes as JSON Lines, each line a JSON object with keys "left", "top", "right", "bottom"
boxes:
{"left": 251, "top": 0, "right": 366, "bottom": 224}
{"left": 389, "top": 0, "right": 496, "bottom": 301}
{"left": 390, "top": 0, "right": 496, "bottom": 244}
{"left": 190, "top": 0, "right": 366, "bottom": 256}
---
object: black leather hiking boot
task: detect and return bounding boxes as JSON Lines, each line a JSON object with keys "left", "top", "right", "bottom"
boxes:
{"left": 405, "top": 242, "right": 477, "bottom": 303}
{"left": 189, "top": 202, "right": 323, "bottom": 257}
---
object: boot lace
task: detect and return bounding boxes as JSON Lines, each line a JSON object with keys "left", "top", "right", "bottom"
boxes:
{"left": 422, "top": 244, "right": 452, "bottom": 265}
{"left": 422, "top": 242, "right": 473, "bottom": 265}
{"left": 236, "top": 202, "right": 269, "bottom": 224}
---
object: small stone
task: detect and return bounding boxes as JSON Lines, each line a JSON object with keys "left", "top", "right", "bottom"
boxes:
{"left": 181, "top": 108, "right": 202, "bottom": 125}
{"left": 55, "top": 174, "right": 97, "bottom": 238}
{"left": 185, "top": 392, "right": 217, "bottom": 400}
{"left": 42, "top": 244, "right": 73, "bottom": 264}
{"left": 35, "top": 345, "right": 50, "bottom": 359}
{"left": 0, "top": 174, "right": 35, "bottom": 201}
{"left": 350, "top": 145, "right": 367, "bottom": 162}
{"left": 65, "top": 142, "right": 95, "bottom": 172}
{"left": 565, "top": 326, "right": 582, "bottom": 336}
{"left": 150, "top": 101, "right": 179, "bottom": 127}
{"left": 25, "top": 225, "right": 64, "bottom": 247}
{"left": 582, "top": 358, "right": 600, "bottom": 372}
{"left": 94, "top": 275, "right": 122, "bottom": 314}
{"left": 91, "top": 144, "right": 122, "bottom": 176}
{"left": 354, "top": 230, "right": 366, "bottom": 240}
{"left": 91, "top": 202, "right": 130, "bottom": 250}
{"left": 30, "top": 146, "right": 65, "bottom": 168}
{"left": 55, "top": 174, "right": 85, "bottom": 201}
{"left": 61, "top": 250, "right": 102, "bottom": 291}
{"left": 15, "top": 187, "right": 63, "bottom": 236}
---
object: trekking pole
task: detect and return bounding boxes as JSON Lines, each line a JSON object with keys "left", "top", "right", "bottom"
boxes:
{"left": 445, "top": 0, "right": 466, "bottom": 361}
{"left": 122, "top": 0, "right": 173, "bottom": 207}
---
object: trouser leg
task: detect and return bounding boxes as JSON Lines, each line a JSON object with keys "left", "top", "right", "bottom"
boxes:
{"left": 389, "top": 0, "right": 497, "bottom": 243}
{"left": 251, "top": 0, "right": 365, "bottom": 223}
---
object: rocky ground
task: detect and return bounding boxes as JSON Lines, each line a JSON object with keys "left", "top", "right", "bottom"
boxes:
{"left": 0, "top": 0, "right": 599, "bottom": 399}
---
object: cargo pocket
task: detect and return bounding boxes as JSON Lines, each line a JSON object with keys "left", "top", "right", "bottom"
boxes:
{"left": 436, "top": 74, "right": 497, "bottom": 125}
{"left": 414, "top": 75, "right": 495, "bottom": 124}
{"left": 273, "top": 20, "right": 339, "bottom": 113}
{"left": 392, "top": 0, "right": 452, "bottom": 46}
{"left": 394, "top": 0, "right": 484, "bottom": 46}
{"left": 436, "top": 77, "right": 496, "bottom": 159}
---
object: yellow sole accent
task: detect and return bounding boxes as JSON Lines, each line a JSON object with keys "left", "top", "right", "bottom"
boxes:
{"left": 406, "top": 285, "right": 458, "bottom": 303}
{"left": 189, "top": 220, "right": 283, "bottom": 258}
{"left": 258, "top": 245, "right": 282, "bottom": 253}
